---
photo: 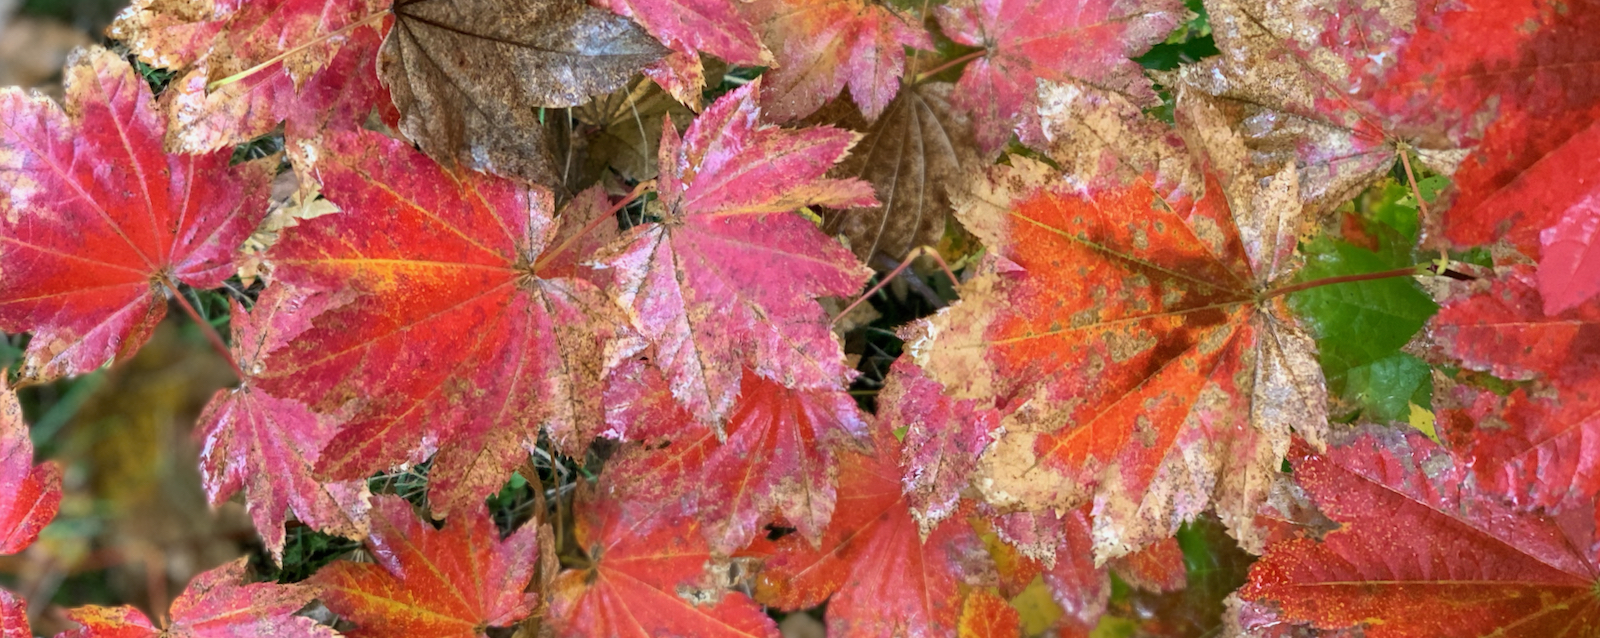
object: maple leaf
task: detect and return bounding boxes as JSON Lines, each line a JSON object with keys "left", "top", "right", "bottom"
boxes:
{"left": 1235, "top": 430, "right": 1600, "bottom": 637}
{"left": 741, "top": 0, "right": 929, "bottom": 122}
{"left": 592, "top": 80, "right": 876, "bottom": 425}
{"left": 0, "top": 589, "right": 26, "bottom": 638}
{"left": 0, "top": 47, "right": 271, "bottom": 383}
{"left": 1537, "top": 190, "right": 1600, "bottom": 314}
{"left": 194, "top": 285, "right": 370, "bottom": 562}
{"left": 1430, "top": 267, "right": 1600, "bottom": 520}
{"left": 0, "top": 382, "right": 60, "bottom": 555}
{"left": 957, "top": 590, "right": 1022, "bottom": 638}
{"left": 58, "top": 557, "right": 336, "bottom": 638}
{"left": 381, "top": 0, "right": 666, "bottom": 185}
{"left": 604, "top": 367, "right": 868, "bottom": 553}
{"left": 1177, "top": 0, "right": 1600, "bottom": 300}
{"left": 260, "top": 130, "right": 637, "bottom": 515}
{"left": 549, "top": 486, "right": 780, "bottom": 638}
{"left": 905, "top": 92, "right": 1328, "bottom": 557}
{"left": 878, "top": 358, "right": 998, "bottom": 530}
{"left": 558, "top": 77, "right": 696, "bottom": 188}
{"left": 754, "top": 422, "right": 996, "bottom": 635}
{"left": 933, "top": 0, "right": 1182, "bottom": 153}
{"left": 310, "top": 495, "right": 539, "bottom": 638}
{"left": 810, "top": 82, "right": 980, "bottom": 263}
{"left": 593, "top": 0, "right": 767, "bottom": 66}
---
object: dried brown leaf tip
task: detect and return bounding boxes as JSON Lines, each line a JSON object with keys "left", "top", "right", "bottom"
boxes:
{"left": 815, "top": 83, "right": 979, "bottom": 263}
{"left": 381, "top": 0, "right": 667, "bottom": 185}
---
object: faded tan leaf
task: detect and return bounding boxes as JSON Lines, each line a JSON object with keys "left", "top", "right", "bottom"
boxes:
{"left": 380, "top": 0, "right": 667, "bottom": 185}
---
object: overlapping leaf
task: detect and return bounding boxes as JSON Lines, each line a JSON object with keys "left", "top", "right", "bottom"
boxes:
{"left": 262, "top": 130, "right": 637, "bottom": 515}
{"left": 311, "top": 496, "right": 540, "bottom": 638}
{"left": 1236, "top": 431, "right": 1600, "bottom": 637}
{"left": 906, "top": 90, "right": 1327, "bottom": 557}
{"left": 58, "top": 558, "right": 335, "bottom": 638}
{"left": 0, "top": 589, "right": 26, "bottom": 638}
{"left": 604, "top": 367, "right": 868, "bottom": 553}
{"left": 194, "top": 285, "right": 370, "bottom": 561}
{"left": 109, "top": 0, "right": 392, "bottom": 154}
{"left": 880, "top": 357, "right": 997, "bottom": 530}
{"left": 935, "top": 0, "right": 1182, "bottom": 153}
{"left": 0, "top": 47, "right": 270, "bottom": 382}
{"left": 549, "top": 487, "right": 779, "bottom": 638}
{"left": 380, "top": 0, "right": 666, "bottom": 185}
{"left": 812, "top": 83, "right": 978, "bottom": 263}
{"left": 754, "top": 423, "right": 995, "bottom": 635}
{"left": 593, "top": 80, "right": 875, "bottom": 425}
{"left": 957, "top": 590, "right": 1021, "bottom": 638}
{"left": 0, "top": 382, "right": 61, "bottom": 556}
{"left": 594, "top": 0, "right": 766, "bottom": 66}
{"left": 742, "top": 0, "right": 929, "bottom": 122}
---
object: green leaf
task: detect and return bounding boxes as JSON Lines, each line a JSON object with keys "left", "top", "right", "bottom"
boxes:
{"left": 1342, "top": 354, "right": 1431, "bottom": 422}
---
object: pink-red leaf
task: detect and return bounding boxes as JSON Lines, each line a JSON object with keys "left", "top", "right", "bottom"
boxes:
{"left": 195, "top": 285, "right": 370, "bottom": 561}
{"left": 1431, "top": 267, "right": 1599, "bottom": 385}
{"left": 0, "top": 47, "right": 270, "bottom": 382}
{"left": 1238, "top": 432, "right": 1600, "bottom": 637}
{"left": 311, "top": 496, "right": 540, "bottom": 638}
{"left": 880, "top": 358, "right": 998, "bottom": 530}
{"left": 594, "top": 80, "right": 875, "bottom": 425}
{"left": 1539, "top": 192, "right": 1600, "bottom": 314}
{"left": 263, "top": 130, "right": 635, "bottom": 515}
{"left": 0, "top": 382, "right": 62, "bottom": 556}
{"left": 935, "top": 0, "right": 1181, "bottom": 153}
{"left": 594, "top": 0, "right": 767, "bottom": 65}
{"left": 549, "top": 487, "right": 780, "bottom": 638}
{"left": 0, "top": 589, "right": 28, "bottom": 638}
{"left": 60, "top": 557, "right": 335, "bottom": 638}
{"left": 742, "top": 0, "right": 929, "bottom": 122}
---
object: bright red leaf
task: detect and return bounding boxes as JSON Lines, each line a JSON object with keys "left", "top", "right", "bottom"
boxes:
{"left": 0, "top": 47, "right": 271, "bottom": 382}
{"left": 549, "top": 487, "right": 780, "bottom": 638}
{"left": 605, "top": 367, "right": 868, "bottom": 553}
{"left": 1432, "top": 266, "right": 1598, "bottom": 385}
{"left": 1539, "top": 191, "right": 1600, "bottom": 314}
{"left": 194, "top": 285, "right": 370, "bottom": 561}
{"left": 261, "top": 130, "right": 637, "bottom": 515}
{"left": 934, "top": 0, "right": 1182, "bottom": 153}
{"left": 741, "top": 0, "right": 929, "bottom": 122}
{"left": 1237, "top": 431, "right": 1600, "bottom": 637}
{"left": 1, "top": 589, "right": 27, "bottom": 638}
{"left": 754, "top": 423, "right": 995, "bottom": 635}
{"left": 0, "top": 381, "right": 60, "bottom": 556}
{"left": 59, "top": 557, "right": 336, "bottom": 638}
{"left": 593, "top": 80, "right": 875, "bottom": 425}
{"left": 311, "top": 495, "right": 540, "bottom": 638}
{"left": 109, "top": 0, "right": 392, "bottom": 154}
{"left": 907, "top": 95, "right": 1327, "bottom": 557}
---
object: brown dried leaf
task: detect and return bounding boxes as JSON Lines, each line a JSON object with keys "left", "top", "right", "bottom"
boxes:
{"left": 380, "top": 0, "right": 666, "bottom": 185}
{"left": 570, "top": 76, "right": 695, "bottom": 184}
{"left": 814, "top": 83, "right": 978, "bottom": 263}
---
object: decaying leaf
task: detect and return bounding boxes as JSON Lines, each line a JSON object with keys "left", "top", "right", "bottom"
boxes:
{"left": 58, "top": 558, "right": 336, "bottom": 638}
{"left": 1236, "top": 431, "right": 1600, "bottom": 637}
{"left": 604, "top": 367, "right": 868, "bottom": 553}
{"left": 594, "top": 0, "right": 767, "bottom": 65}
{"left": 814, "top": 82, "right": 978, "bottom": 263}
{"left": 879, "top": 358, "right": 998, "bottom": 531}
{"left": 741, "top": 0, "right": 929, "bottom": 122}
{"left": 261, "top": 130, "right": 638, "bottom": 515}
{"left": 380, "top": 0, "right": 666, "bottom": 185}
{"left": 593, "top": 80, "right": 875, "bottom": 425}
{"left": 906, "top": 86, "right": 1328, "bottom": 558}
{"left": 560, "top": 76, "right": 695, "bottom": 187}
{"left": 194, "top": 285, "right": 370, "bottom": 561}
{"left": 311, "top": 496, "right": 540, "bottom": 638}
{"left": 935, "top": 0, "right": 1182, "bottom": 153}
{"left": 0, "top": 47, "right": 271, "bottom": 382}
{"left": 0, "top": 381, "right": 60, "bottom": 556}
{"left": 549, "top": 486, "right": 780, "bottom": 638}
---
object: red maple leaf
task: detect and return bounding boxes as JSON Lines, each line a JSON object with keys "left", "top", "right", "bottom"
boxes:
{"left": 311, "top": 495, "right": 540, "bottom": 638}
{"left": 1432, "top": 267, "right": 1597, "bottom": 385}
{"left": 109, "top": 0, "right": 392, "bottom": 154}
{"left": 906, "top": 95, "right": 1327, "bottom": 557}
{"left": 1, "top": 589, "right": 28, "bottom": 638}
{"left": 1, "top": 382, "right": 62, "bottom": 556}
{"left": 0, "top": 48, "right": 271, "bottom": 383}
{"left": 604, "top": 366, "right": 868, "bottom": 553}
{"left": 261, "top": 130, "right": 637, "bottom": 515}
{"left": 549, "top": 486, "right": 780, "bottom": 638}
{"left": 879, "top": 358, "right": 998, "bottom": 530}
{"left": 934, "top": 0, "right": 1182, "bottom": 153}
{"left": 194, "top": 285, "right": 370, "bottom": 561}
{"left": 1537, "top": 192, "right": 1600, "bottom": 314}
{"left": 58, "top": 558, "right": 335, "bottom": 638}
{"left": 957, "top": 590, "right": 1022, "bottom": 638}
{"left": 1236, "top": 431, "right": 1600, "bottom": 637}
{"left": 753, "top": 423, "right": 996, "bottom": 634}
{"left": 741, "top": 0, "right": 930, "bottom": 122}
{"left": 593, "top": 80, "right": 875, "bottom": 425}
{"left": 594, "top": 0, "right": 768, "bottom": 65}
